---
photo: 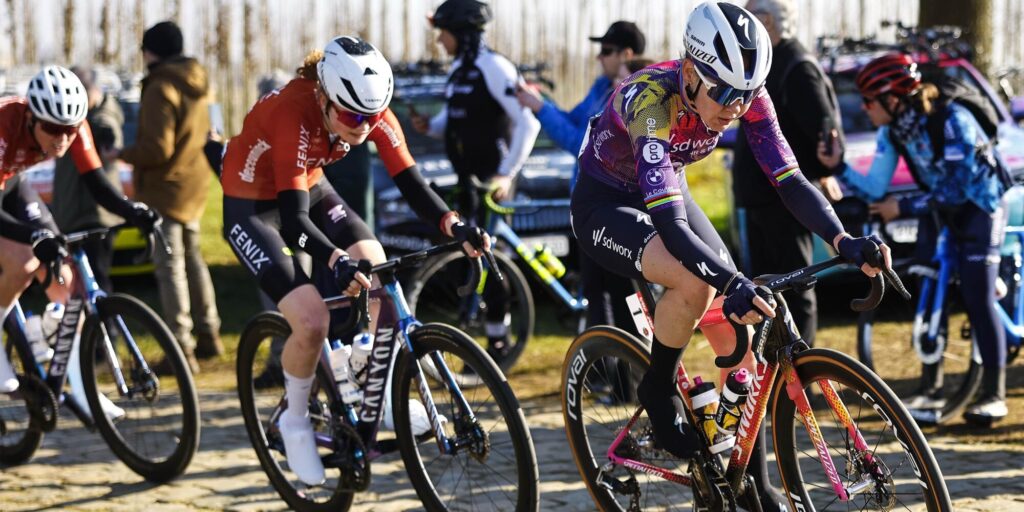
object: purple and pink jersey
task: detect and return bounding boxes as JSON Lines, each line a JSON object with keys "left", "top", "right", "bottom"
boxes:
{"left": 579, "top": 60, "right": 799, "bottom": 213}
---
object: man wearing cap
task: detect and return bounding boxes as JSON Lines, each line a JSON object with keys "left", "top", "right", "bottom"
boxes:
{"left": 119, "top": 20, "right": 222, "bottom": 372}
{"left": 515, "top": 21, "right": 646, "bottom": 334}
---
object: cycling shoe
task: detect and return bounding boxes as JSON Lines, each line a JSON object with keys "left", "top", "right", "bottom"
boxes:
{"left": 636, "top": 371, "right": 700, "bottom": 459}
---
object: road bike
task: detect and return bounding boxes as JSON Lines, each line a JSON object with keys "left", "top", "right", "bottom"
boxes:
{"left": 561, "top": 248, "right": 952, "bottom": 511}
{"left": 856, "top": 211, "right": 1023, "bottom": 425}
{"left": 0, "top": 224, "right": 200, "bottom": 482}
{"left": 406, "top": 180, "right": 585, "bottom": 378}
{"left": 236, "top": 241, "right": 539, "bottom": 511}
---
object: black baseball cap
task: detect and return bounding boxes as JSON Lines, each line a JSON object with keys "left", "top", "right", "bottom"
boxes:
{"left": 589, "top": 21, "right": 646, "bottom": 54}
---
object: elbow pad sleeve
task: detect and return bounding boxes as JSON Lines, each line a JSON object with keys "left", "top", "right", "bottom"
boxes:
{"left": 392, "top": 166, "right": 450, "bottom": 232}
{"left": 649, "top": 205, "right": 735, "bottom": 292}
{"left": 277, "top": 189, "right": 338, "bottom": 264}
{"left": 776, "top": 171, "right": 845, "bottom": 243}
{"left": 81, "top": 168, "right": 135, "bottom": 219}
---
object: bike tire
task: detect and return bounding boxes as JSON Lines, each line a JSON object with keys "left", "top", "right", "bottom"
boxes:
{"left": 856, "top": 296, "right": 982, "bottom": 424}
{"left": 236, "top": 312, "right": 355, "bottom": 512}
{"left": 80, "top": 294, "right": 200, "bottom": 482}
{"left": 561, "top": 326, "right": 694, "bottom": 511}
{"left": 406, "top": 250, "right": 534, "bottom": 377}
{"left": 0, "top": 323, "right": 46, "bottom": 466}
{"left": 392, "top": 322, "right": 539, "bottom": 511}
{"left": 771, "top": 348, "right": 952, "bottom": 511}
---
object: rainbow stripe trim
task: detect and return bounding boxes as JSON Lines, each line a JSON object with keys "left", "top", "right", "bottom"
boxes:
{"left": 773, "top": 165, "right": 800, "bottom": 184}
{"left": 645, "top": 193, "right": 683, "bottom": 209}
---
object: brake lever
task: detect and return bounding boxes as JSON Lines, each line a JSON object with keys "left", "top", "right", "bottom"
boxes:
{"left": 883, "top": 266, "right": 911, "bottom": 300}
{"left": 484, "top": 249, "right": 504, "bottom": 282}
{"left": 151, "top": 225, "right": 172, "bottom": 256}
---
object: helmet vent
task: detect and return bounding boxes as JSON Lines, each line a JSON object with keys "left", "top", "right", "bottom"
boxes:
{"left": 364, "top": 67, "right": 377, "bottom": 76}
{"left": 713, "top": 34, "right": 732, "bottom": 72}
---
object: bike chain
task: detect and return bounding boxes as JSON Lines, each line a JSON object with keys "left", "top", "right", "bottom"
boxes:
{"left": 21, "top": 373, "right": 58, "bottom": 432}
{"left": 325, "top": 422, "right": 371, "bottom": 492}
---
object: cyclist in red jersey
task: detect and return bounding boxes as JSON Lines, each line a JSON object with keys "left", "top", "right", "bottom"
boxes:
{"left": 221, "top": 36, "right": 490, "bottom": 486}
{"left": 572, "top": 1, "right": 892, "bottom": 464}
{"left": 0, "top": 66, "right": 160, "bottom": 393}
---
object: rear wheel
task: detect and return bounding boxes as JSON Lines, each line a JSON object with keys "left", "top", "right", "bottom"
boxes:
{"left": 236, "top": 312, "right": 355, "bottom": 512}
{"left": 771, "top": 348, "right": 952, "bottom": 511}
{"left": 406, "top": 250, "right": 534, "bottom": 378}
{"left": 0, "top": 321, "right": 47, "bottom": 466}
{"left": 80, "top": 294, "right": 200, "bottom": 482}
{"left": 393, "top": 323, "right": 539, "bottom": 511}
{"left": 562, "top": 326, "right": 695, "bottom": 511}
{"left": 855, "top": 278, "right": 982, "bottom": 424}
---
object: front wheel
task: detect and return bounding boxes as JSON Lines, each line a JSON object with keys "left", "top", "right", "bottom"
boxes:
{"left": 771, "top": 348, "right": 952, "bottom": 511}
{"left": 80, "top": 294, "right": 200, "bottom": 482}
{"left": 406, "top": 250, "right": 534, "bottom": 377}
{"left": 392, "top": 323, "right": 539, "bottom": 511}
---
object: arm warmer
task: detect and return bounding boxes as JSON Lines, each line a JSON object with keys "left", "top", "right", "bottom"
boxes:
{"left": 649, "top": 203, "right": 736, "bottom": 293}
{"left": 775, "top": 170, "right": 845, "bottom": 243}
{"left": 80, "top": 167, "right": 136, "bottom": 219}
{"left": 0, "top": 209, "right": 36, "bottom": 243}
{"left": 277, "top": 189, "right": 339, "bottom": 265}
{"left": 391, "top": 165, "right": 450, "bottom": 233}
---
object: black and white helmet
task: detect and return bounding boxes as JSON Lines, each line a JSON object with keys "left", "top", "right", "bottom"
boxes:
{"left": 27, "top": 65, "right": 89, "bottom": 125}
{"left": 684, "top": 1, "right": 772, "bottom": 91}
{"left": 317, "top": 36, "right": 394, "bottom": 116}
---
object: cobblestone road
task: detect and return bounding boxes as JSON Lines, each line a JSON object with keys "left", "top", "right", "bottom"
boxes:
{"left": 1, "top": 392, "right": 1023, "bottom": 511}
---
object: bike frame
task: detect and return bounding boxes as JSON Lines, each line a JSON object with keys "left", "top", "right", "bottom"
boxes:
{"left": 307, "top": 266, "right": 480, "bottom": 461}
{"left": 601, "top": 267, "right": 876, "bottom": 504}
{"left": 1, "top": 244, "right": 141, "bottom": 428}
{"left": 996, "top": 226, "right": 1024, "bottom": 340}
{"left": 483, "top": 198, "right": 585, "bottom": 313}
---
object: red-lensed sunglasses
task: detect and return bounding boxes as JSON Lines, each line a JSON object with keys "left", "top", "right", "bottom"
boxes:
{"left": 37, "top": 119, "right": 81, "bottom": 137}
{"left": 326, "top": 102, "right": 382, "bottom": 129}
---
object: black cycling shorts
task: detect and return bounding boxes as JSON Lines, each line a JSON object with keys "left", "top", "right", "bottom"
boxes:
{"left": 223, "top": 179, "right": 375, "bottom": 303}
{"left": 1, "top": 174, "right": 59, "bottom": 232}
{"left": 570, "top": 171, "right": 730, "bottom": 280}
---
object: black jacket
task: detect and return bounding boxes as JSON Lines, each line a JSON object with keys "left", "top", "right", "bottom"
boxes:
{"left": 732, "top": 38, "right": 842, "bottom": 209}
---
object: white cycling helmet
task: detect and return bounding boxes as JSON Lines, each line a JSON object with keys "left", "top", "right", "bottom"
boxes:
{"left": 317, "top": 36, "right": 394, "bottom": 116}
{"left": 684, "top": 2, "right": 772, "bottom": 98}
{"left": 27, "top": 65, "right": 89, "bottom": 126}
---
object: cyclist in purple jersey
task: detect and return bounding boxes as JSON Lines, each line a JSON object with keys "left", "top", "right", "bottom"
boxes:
{"left": 571, "top": 1, "right": 893, "bottom": 463}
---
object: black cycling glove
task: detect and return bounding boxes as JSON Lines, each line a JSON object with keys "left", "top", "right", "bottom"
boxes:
{"left": 450, "top": 222, "right": 487, "bottom": 252}
{"left": 837, "top": 234, "right": 884, "bottom": 268}
{"left": 722, "top": 273, "right": 761, "bottom": 320}
{"left": 332, "top": 256, "right": 367, "bottom": 292}
{"left": 127, "top": 202, "right": 161, "bottom": 233}
{"left": 31, "top": 229, "right": 68, "bottom": 264}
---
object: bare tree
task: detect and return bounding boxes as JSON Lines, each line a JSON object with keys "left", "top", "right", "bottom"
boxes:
{"left": 919, "top": 0, "right": 993, "bottom": 77}
{"left": 22, "top": 0, "right": 35, "bottom": 64}
{"left": 63, "top": 0, "right": 75, "bottom": 62}
{"left": 98, "top": 0, "right": 111, "bottom": 64}
{"left": 6, "top": 0, "right": 18, "bottom": 66}
{"left": 243, "top": 1, "right": 255, "bottom": 115}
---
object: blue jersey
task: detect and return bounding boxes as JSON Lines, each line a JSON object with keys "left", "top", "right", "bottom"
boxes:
{"left": 841, "top": 102, "right": 1008, "bottom": 215}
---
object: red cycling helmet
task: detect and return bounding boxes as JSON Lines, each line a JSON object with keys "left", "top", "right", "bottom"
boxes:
{"left": 855, "top": 53, "right": 922, "bottom": 98}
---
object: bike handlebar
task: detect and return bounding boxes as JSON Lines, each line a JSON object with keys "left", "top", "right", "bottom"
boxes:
{"left": 39, "top": 223, "right": 170, "bottom": 290}
{"left": 714, "top": 240, "right": 910, "bottom": 369}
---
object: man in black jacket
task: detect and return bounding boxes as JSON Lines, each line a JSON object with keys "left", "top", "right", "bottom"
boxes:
{"left": 733, "top": 0, "right": 845, "bottom": 347}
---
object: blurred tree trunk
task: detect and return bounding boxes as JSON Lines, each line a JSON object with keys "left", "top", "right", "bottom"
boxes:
{"left": 63, "top": 0, "right": 74, "bottom": 62}
{"left": 919, "top": 0, "right": 993, "bottom": 77}
{"left": 98, "top": 0, "right": 111, "bottom": 64}
{"left": 243, "top": 1, "right": 254, "bottom": 116}
{"left": 6, "top": 0, "right": 18, "bottom": 66}
{"left": 135, "top": 0, "right": 146, "bottom": 70}
{"left": 21, "top": 0, "right": 34, "bottom": 64}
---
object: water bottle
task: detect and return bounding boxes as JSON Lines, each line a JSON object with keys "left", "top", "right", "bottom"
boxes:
{"left": 534, "top": 244, "right": 566, "bottom": 278}
{"left": 349, "top": 332, "right": 374, "bottom": 385}
{"left": 329, "top": 341, "right": 362, "bottom": 405}
{"left": 710, "top": 368, "right": 752, "bottom": 454}
{"left": 41, "top": 302, "right": 64, "bottom": 341}
{"left": 686, "top": 376, "right": 719, "bottom": 443}
{"left": 24, "top": 314, "right": 54, "bottom": 363}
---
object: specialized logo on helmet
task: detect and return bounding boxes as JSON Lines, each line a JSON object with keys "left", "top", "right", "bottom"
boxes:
{"left": 689, "top": 47, "right": 718, "bottom": 65}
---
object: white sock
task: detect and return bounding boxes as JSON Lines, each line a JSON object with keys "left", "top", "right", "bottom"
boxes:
{"left": 0, "top": 304, "right": 18, "bottom": 393}
{"left": 282, "top": 369, "right": 315, "bottom": 427}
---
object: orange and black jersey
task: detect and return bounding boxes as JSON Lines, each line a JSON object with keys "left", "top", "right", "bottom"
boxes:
{"left": 0, "top": 97, "right": 102, "bottom": 189}
{"left": 221, "top": 78, "right": 416, "bottom": 200}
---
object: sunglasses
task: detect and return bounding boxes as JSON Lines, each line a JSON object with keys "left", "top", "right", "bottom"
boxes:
{"left": 862, "top": 95, "right": 879, "bottom": 107}
{"left": 693, "top": 66, "right": 761, "bottom": 106}
{"left": 37, "top": 119, "right": 81, "bottom": 137}
{"left": 325, "top": 101, "right": 382, "bottom": 129}
{"left": 598, "top": 46, "right": 620, "bottom": 57}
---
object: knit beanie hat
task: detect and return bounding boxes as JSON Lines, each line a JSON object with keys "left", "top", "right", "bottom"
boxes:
{"left": 142, "top": 21, "right": 183, "bottom": 59}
